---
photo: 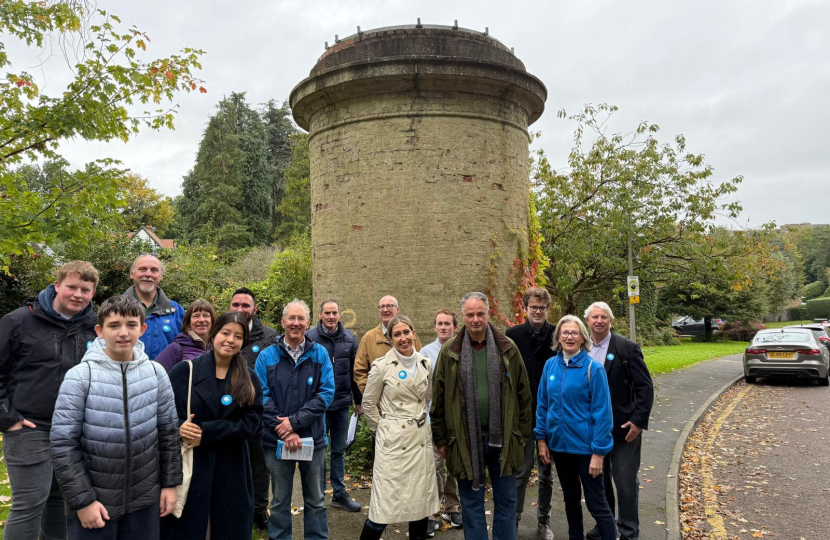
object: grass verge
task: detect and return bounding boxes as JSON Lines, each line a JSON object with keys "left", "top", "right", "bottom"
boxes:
{"left": 643, "top": 340, "right": 748, "bottom": 375}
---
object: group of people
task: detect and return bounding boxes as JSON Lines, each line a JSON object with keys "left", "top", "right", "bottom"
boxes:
{"left": 0, "top": 253, "right": 654, "bottom": 540}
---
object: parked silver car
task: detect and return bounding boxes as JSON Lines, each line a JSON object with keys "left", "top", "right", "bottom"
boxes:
{"left": 743, "top": 329, "right": 830, "bottom": 385}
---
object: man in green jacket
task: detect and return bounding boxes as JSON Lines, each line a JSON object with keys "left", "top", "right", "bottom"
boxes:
{"left": 431, "top": 292, "right": 533, "bottom": 540}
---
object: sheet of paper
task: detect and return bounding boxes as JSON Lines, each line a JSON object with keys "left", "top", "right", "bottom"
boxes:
{"left": 276, "top": 437, "right": 314, "bottom": 461}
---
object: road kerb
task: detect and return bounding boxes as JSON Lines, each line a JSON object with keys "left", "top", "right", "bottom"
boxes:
{"left": 665, "top": 373, "right": 743, "bottom": 540}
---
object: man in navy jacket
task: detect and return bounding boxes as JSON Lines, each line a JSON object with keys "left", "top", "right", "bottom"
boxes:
{"left": 256, "top": 299, "right": 335, "bottom": 540}
{"left": 306, "top": 299, "right": 362, "bottom": 512}
{"left": 584, "top": 302, "right": 654, "bottom": 540}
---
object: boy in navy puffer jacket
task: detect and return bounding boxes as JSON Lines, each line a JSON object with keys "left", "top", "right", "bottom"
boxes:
{"left": 51, "top": 296, "right": 182, "bottom": 540}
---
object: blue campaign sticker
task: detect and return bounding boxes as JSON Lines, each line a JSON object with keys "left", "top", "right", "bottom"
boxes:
{"left": 307, "top": 376, "right": 314, "bottom": 386}
{"left": 221, "top": 394, "right": 232, "bottom": 406}
{"left": 86, "top": 341, "right": 93, "bottom": 349}
{"left": 252, "top": 345, "right": 260, "bottom": 353}
{"left": 162, "top": 324, "right": 171, "bottom": 333}
{"left": 606, "top": 353, "right": 615, "bottom": 361}
{"left": 398, "top": 370, "right": 407, "bottom": 380}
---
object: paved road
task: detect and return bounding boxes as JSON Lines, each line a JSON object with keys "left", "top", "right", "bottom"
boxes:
{"left": 281, "top": 354, "right": 744, "bottom": 539}
{"left": 681, "top": 377, "right": 830, "bottom": 539}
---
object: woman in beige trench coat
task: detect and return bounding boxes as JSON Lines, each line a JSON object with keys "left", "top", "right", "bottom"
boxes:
{"left": 360, "top": 315, "right": 440, "bottom": 540}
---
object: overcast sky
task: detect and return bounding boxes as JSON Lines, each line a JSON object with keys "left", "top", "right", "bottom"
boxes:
{"left": 21, "top": 0, "right": 829, "bottom": 228}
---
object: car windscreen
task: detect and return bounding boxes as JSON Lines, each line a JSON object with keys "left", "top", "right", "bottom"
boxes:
{"left": 753, "top": 332, "right": 810, "bottom": 343}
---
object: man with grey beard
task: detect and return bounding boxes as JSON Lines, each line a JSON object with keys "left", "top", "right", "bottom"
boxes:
{"left": 122, "top": 253, "right": 184, "bottom": 360}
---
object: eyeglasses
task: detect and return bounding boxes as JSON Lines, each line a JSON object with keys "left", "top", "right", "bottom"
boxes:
{"left": 378, "top": 304, "right": 398, "bottom": 310}
{"left": 528, "top": 305, "right": 549, "bottom": 312}
{"left": 561, "top": 331, "right": 581, "bottom": 338}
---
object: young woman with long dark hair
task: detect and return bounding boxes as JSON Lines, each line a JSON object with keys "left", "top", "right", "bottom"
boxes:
{"left": 161, "top": 311, "right": 263, "bottom": 540}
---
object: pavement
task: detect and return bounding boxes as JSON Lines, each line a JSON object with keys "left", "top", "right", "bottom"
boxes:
{"left": 281, "top": 354, "right": 745, "bottom": 539}
{"left": 680, "top": 377, "right": 830, "bottom": 539}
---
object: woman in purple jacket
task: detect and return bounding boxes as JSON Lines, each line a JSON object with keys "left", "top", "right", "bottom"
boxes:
{"left": 155, "top": 299, "right": 217, "bottom": 371}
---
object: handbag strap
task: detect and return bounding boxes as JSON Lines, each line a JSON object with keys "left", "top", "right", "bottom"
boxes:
{"left": 186, "top": 360, "right": 193, "bottom": 418}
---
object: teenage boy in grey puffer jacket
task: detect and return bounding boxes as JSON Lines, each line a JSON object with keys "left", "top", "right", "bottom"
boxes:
{"left": 51, "top": 296, "right": 182, "bottom": 539}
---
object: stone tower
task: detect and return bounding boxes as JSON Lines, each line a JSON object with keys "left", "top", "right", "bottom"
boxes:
{"left": 290, "top": 24, "right": 546, "bottom": 339}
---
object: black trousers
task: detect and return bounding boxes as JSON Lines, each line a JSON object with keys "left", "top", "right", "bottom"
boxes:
{"left": 67, "top": 502, "right": 158, "bottom": 540}
{"left": 552, "top": 452, "right": 616, "bottom": 540}
{"left": 248, "top": 434, "right": 270, "bottom": 513}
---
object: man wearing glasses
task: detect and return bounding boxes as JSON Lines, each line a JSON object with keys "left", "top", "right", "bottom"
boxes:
{"left": 506, "top": 288, "right": 557, "bottom": 540}
{"left": 354, "top": 295, "right": 422, "bottom": 394}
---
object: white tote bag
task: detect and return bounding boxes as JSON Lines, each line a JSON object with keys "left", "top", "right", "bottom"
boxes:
{"left": 173, "top": 360, "right": 194, "bottom": 518}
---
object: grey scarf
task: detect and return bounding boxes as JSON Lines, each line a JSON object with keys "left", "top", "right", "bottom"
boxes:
{"left": 460, "top": 324, "right": 503, "bottom": 491}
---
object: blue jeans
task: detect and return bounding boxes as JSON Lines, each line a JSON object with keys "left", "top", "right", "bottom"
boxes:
{"left": 3, "top": 428, "right": 67, "bottom": 540}
{"left": 457, "top": 438, "right": 517, "bottom": 540}
{"left": 325, "top": 407, "right": 349, "bottom": 495}
{"left": 552, "top": 452, "right": 616, "bottom": 540}
{"left": 265, "top": 446, "right": 328, "bottom": 540}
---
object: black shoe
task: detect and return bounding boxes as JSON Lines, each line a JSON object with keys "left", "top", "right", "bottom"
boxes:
{"left": 441, "top": 512, "right": 462, "bottom": 528}
{"left": 585, "top": 525, "right": 601, "bottom": 540}
{"left": 253, "top": 510, "right": 268, "bottom": 531}
{"left": 331, "top": 492, "right": 362, "bottom": 512}
{"left": 427, "top": 519, "right": 438, "bottom": 537}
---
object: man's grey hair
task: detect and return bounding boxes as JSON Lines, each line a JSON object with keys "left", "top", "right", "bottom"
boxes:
{"left": 282, "top": 299, "right": 311, "bottom": 320}
{"left": 130, "top": 253, "right": 165, "bottom": 274}
{"left": 584, "top": 301, "right": 615, "bottom": 321}
{"left": 460, "top": 292, "right": 489, "bottom": 311}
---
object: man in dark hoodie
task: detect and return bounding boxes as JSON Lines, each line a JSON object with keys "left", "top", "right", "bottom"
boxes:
{"left": 506, "top": 288, "right": 557, "bottom": 540}
{"left": 0, "top": 260, "right": 99, "bottom": 540}
{"left": 228, "top": 286, "right": 278, "bottom": 530}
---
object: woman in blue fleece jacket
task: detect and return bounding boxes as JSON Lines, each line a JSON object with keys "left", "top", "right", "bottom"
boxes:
{"left": 534, "top": 315, "right": 616, "bottom": 540}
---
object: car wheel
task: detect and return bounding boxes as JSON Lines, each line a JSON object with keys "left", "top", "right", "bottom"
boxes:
{"left": 819, "top": 374, "right": 829, "bottom": 387}
{"left": 745, "top": 375, "right": 757, "bottom": 384}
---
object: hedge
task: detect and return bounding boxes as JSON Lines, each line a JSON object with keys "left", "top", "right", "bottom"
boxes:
{"left": 806, "top": 297, "right": 830, "bottom": 319}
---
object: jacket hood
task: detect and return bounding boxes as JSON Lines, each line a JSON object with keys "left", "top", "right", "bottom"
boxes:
{"left": 37, "top": 284, "right": 94, "bottom": 322}
{"left": 83, "top": 337, "right": 150, "bottom": 368}
{"left": 176, "top": 331, "right": 208, "bottom": 349}
{"left": 122, "top": 285, "right": 177, "bottom": 316}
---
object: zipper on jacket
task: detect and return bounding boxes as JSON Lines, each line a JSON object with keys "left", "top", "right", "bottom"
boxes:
{"left": 121, "top": 364, "right": 132, "bottom": 514}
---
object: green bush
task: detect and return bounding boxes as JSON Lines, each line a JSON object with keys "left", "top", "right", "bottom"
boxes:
{"left": 0, "top": 251, "right": 56, "bottom": 315}
{"left": 344, "top": 412, "right": 375, "bottom": 475}
{"left": 160, "top": 245, "right": 232, "bottom": 309}
{"left": 253, "top": 235, "right": 312, "bottom": 331}
{"left": 802, "top": 281, "right": 825, "bottom": 300}
{"left": 806, "top": 297, "right": 830, "bottom": 320}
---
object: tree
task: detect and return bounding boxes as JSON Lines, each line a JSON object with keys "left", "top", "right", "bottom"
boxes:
{"left": 273, "top": 133, "right": 310, "bottom": 245}
{"left": 118, "top": 173, "right": 175, "bottom": 234}
{"left": 178, "top": 93, "right": 273, "bottom": 248}
{"left": 659, "top": 228, "right": 792, "bottom": 338}
{"left": 534, "top": 104, "right": 743, "bottom": 316}
{"left": 0, "top": 1, "right": 204, "bottom": 270}
{"left": 261, "top": 100, "right": 298, "bottom": 236}
{"left": 178, "top": 109, "right": 251, "bottom": 251}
